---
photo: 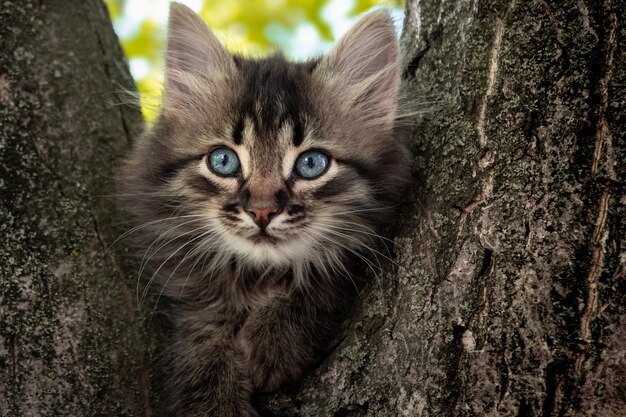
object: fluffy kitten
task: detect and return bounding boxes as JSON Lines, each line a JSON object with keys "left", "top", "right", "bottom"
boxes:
{"left": 120, "top": 3, "right": 410, "bottom": 416}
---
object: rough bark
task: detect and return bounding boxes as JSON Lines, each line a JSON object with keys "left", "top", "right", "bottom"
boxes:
{"left": 0, "top": 1, "right": 151, "bottom": 416}
{"left": 265, "top": 0, "right": 626, "bottom": 416}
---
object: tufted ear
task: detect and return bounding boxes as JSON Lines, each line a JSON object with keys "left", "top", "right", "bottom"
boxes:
{"left": 316, "top": 11, "right": 400, "bottom": 128}
{"left": 164, "top": 2, "right": 234, "bottom": 112}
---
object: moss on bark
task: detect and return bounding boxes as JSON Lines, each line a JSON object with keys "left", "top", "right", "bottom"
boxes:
{"left": 0, "top": 1, "right": 150, "bottom": 415}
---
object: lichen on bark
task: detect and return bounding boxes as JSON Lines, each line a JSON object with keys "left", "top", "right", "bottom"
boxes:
{"left": 0, "top": 1, "right": 151, "bottom": 415}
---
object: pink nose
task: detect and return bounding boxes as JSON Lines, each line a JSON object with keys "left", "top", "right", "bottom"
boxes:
{"left": 247, "top": 207, "right": 280, "bottom": 229}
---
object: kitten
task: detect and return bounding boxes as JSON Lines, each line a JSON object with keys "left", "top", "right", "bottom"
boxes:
{"left": 119, "top": 3, "right": 410, "bottom": 416}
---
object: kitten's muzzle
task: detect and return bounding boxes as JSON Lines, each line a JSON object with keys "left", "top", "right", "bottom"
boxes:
{"left": 246, "top": 207, "right": 282, "bottom": 230}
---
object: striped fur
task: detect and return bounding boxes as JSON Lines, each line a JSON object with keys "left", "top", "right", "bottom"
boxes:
{"left": 119, "top": 3, "right": 410, "bottom": 416}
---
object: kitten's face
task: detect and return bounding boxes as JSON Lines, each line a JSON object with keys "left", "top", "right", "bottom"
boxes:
{"left": 121, "top": 4, "right": 409, "bottom": 279}
{"left": 160, "top": 70, "right": 379, "bottom": 268}
{"left": 183, "top": 118, "right": 373, "bottom": 268}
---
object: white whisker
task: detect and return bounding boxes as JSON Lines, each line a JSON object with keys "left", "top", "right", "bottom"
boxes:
{"left": 152, "top": 228, "right": 217, "bottom": 315}
{"left": 141, "top": 225, "right": 216, "bottom": 311}
{"left": 108, "top": 214, "right": 207, "bottom": 253}
{"left": 136, "top": 218, "right": 209, "bottom": 306}
{"left": 317, "top": 223, "right": 406, "bottom": 271}
{"left": 305, "top": 228, "right": 383, "bottom": 289}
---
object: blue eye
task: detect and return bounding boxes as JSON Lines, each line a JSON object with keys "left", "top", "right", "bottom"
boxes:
{"left": 208, "top": 147, "right": 240, "bottom": 176}
{"left": 295, "top": 150, "right": 330, "bottom": 179}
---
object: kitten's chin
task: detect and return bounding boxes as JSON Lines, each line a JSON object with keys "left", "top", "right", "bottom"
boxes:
{"left": 222, "top": 232, "right": 313, "bottom": 268}
{"left": 249, "top": 233, "right": 279, "bottom": 245}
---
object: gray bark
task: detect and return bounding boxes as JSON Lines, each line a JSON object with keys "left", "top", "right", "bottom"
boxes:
{"left": 2, "top": 0, "right": 625, "bottom": 416}
{"left": 0, "top": 1, "right": 151, "bottom": 416}
{"left": 265, "top": 0, "right": 626, "bottom": 416}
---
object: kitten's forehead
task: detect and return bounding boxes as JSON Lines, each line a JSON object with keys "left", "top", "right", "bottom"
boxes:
{"left": 231, "top": 55, "right": 318, "bottom": 175}
{"left": 238, "top": 117, "right": 290, "bottom": 176}
{"left": 233, "top": 55, "right": 316, "bottom": 146}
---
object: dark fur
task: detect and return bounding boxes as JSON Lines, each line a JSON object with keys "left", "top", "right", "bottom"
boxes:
{"left": 119, "top": 4, "right": 410, "bottom": 416}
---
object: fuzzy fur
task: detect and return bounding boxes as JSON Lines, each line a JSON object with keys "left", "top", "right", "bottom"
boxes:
{"left": 119, "top": 3, "right": 410, "bottom": 416}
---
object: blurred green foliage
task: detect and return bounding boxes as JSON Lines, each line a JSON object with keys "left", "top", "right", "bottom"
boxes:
{"left": 197, "top": 0, "right": 383, "bottom": 53}
{"left": 105, "top": 0, "right": 403, "bottom": 120}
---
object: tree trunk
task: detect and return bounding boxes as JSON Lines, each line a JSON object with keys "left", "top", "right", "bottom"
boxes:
{"left": 0, "top": 1, "right": 151, "bottom": 415}
{"left": 265, "top": 0, "right": 626, "bottom": 416}
{"left": 2, "top": 1, "right": 625, "bottom": 416}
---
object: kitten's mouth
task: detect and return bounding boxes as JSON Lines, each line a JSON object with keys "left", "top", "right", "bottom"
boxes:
{"left": 250, "top": 231, "right": 278, "bottom": 245}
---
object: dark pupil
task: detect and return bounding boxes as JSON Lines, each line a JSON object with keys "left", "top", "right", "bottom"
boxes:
{"left": 305, "top": 157, "right": 315, "bottom": 168}
{"left": 220, "top": 154, "right": 229, "bottom": 166}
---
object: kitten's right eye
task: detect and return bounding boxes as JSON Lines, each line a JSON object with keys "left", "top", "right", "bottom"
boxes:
{"left": 208, "top": 147, "right": 240, "bottom": 176}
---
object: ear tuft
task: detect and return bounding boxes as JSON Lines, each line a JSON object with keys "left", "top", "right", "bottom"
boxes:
{"left": 164, "top": 2, "right": 233, "bottom": 111}
{"left": 317, "top": 11, "right": 400, "bottom": 128}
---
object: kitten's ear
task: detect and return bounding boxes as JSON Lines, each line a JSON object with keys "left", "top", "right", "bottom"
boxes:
{"left": 317, "top": 11, "right": 399, "bottom": 128}
{"left": 164, "top": 3, "right": 233, "bottom": 111}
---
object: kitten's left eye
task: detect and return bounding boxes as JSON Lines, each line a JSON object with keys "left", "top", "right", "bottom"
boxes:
{"left": 295, "top": 150, "right": 330, "bottom": 179}
{"left": 208, "top": 147, "right": 240, "bottom": 176}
